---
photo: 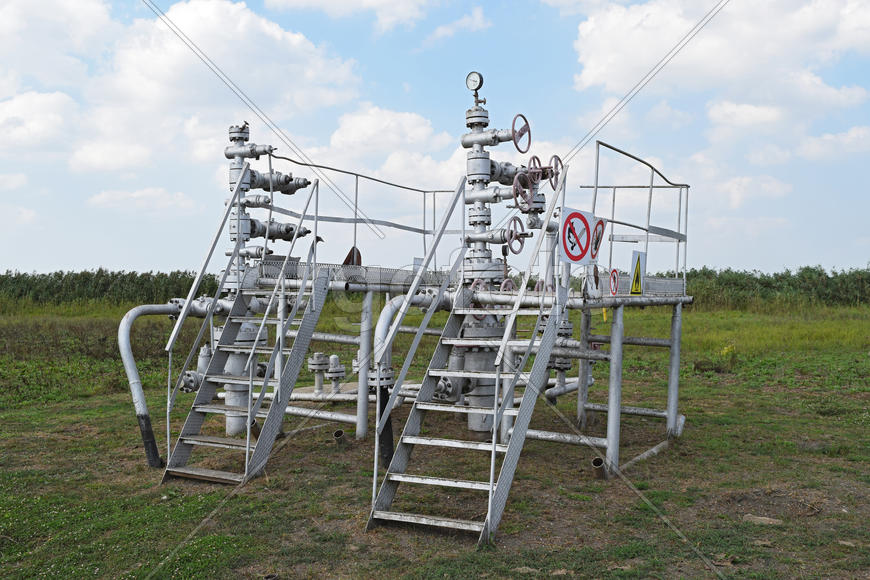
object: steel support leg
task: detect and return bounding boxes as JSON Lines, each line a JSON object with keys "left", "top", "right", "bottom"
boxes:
{"left": 577, "top": 308, "right": 591, "bottom": 429}
{"left": 666, "top": 302, "right": 682, "bottom": 437}
{"left": 357, "top": 291, "right": 373, "bottom": 439}
{"left": 605, "top": 305, "right": 624, "bottom": 476}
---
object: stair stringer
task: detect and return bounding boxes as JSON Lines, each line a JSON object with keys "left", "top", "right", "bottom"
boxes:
{"left": 245, "top": 268, "right": 331, "bottom": 479}
{"left": 367, "top": 287, "right": 472, "bottom": 525}
{"left": 479, "top": 297, "right": 563, "bottom": 544}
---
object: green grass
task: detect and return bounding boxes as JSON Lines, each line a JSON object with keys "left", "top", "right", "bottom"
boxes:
{"left": 0, "top": 299, "right": 868, "bottom": 578}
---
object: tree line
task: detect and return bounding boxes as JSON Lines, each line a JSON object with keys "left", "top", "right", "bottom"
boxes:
{"left": 0, "top": 266, "right": 867, "bottom": 309}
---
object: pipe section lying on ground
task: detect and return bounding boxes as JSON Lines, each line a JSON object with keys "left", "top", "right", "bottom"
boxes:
{"left": 119, "top": 302, "right": 183, "bottom": 468}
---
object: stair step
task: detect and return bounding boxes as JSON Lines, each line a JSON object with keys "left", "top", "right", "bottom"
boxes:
{"left": 371, "top": 510, "right": 485, "bottom": 533}
{"left": 241, "top": 289, "right": 310, "bottom": 297}
{"left": 193, "top": 403, "right": 269, "bottom": 419}
{"left": 427, "top": 369, "right": 511, "bottom": 380}
{"left": 217, "top": 345, "right": 287, "bottom": 355}
{"left": 181, "top": 434, "right": 252, "bottom": 450}
{"left": 415, "top": 401, "right": 518, "bottom": 417}
{"left": 164, "top": 466, "right": 244, "bottom": 484}
{"left": 453, "top": 308, "right": 543, "bottom": 316}
{"left": 228, "top": 315, "right": 302, "bottom": 325}
{"left": 387, "top": 473, "right": 491, "bottom": 491}
{"left": 205, "top": 374, "right": 279, "bottom": 387}
{"left": 402, "top": 435, "right": 508, "bottom": 453}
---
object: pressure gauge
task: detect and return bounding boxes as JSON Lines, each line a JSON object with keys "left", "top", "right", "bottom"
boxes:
{"left": 466, "top": 71, "right": 483, "bottom": 92}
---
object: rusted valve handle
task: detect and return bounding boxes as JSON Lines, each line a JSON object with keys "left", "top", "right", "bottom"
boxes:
{"left": 507, "top": 216, "right": 526, "bottom": 255}
{"left": 512, "top": 113, "right": 531, "bottom": 154}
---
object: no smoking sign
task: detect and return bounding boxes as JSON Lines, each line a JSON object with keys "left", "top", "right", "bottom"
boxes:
{"left": 559, "top": 208, "right": 606, "bottom": 265}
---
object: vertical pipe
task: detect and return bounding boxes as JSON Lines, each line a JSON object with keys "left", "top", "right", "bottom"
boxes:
{"left": 591, "top": 142, "right": 600, "bottom": 213}
{"left": 644, "top": 168, "right": 653, "bottom": 257}
{"left": 605, "top": 305, "right": 624, "bottom": 476}
{"left": 372, "top": 363, "right": 381, "bottom": 508}
{"left": 432, "top": 191, "right": 437, "bottom": 271}
{"left": 608, "top": 187, "right": 616, "bottom": 272}
{"left": 666, "top": 303, "right": 682, "bottom": 436}
{"left": 276, "top": 277, "right": 285, "bottom": 397}
{"left": 422, "top": 192, "right": 427, "bottom": 256}
{"left": 683, "top": 187, "right": 689, "bottom": 286}
{"left": 353, "top": 175, "right": 358, "bottom": 250}
{"left": 357, "top": 291, "right": 373, "bottom": 439}
{"left": 576, "top": 309, "right": 591, "bottom": 429}
{"left": 166, "top": 351, "right": 172, "bottom": 462}
{"left": 313, "top": 182, "right": 319, "bottom": 278}
{"left": 675, "top": 185, "right": 682, "bottom": 276}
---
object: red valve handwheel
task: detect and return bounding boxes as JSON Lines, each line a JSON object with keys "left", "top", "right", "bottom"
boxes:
{"left": 549, "top": 154, "right": 563, "bottom": 190}
{"left": 512, "top": 113, "right": 531, "bottom": 154}
{"left": 507, "top": 216, "right": 525, "bottom": 255}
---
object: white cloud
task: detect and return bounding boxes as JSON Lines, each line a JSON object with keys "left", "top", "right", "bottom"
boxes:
{"left": 88, "top": 187, "right": 196, "bottom": 213}
{"left": 707, "top": 101, "right": 783, "bottom": 127}
{"left": 787, "top": 70, "right": 867, "bottom": 108}
{"left": 572, "top": 0, "right": 870, "bottom": 98}
{"left": 325, "top": 103, "right": 454, "bottom": 160}
{"left": 70, "top": 141, "right": 152, "bottom": 172}
{"left": 0, "top": 204, "right": 37, "bottom": 227}
{"left": 0, "top": 0, "right": 117, "bottom": 88}
{"left": 797, "top": 125, "right": 870, "bottom": 160}
{"left": 264, "top": 0, "right": 432, "bottom": 32}
{"left": 0, "top": 173, "right": 28, "bottom": 190}
{"left": 425, "top": 7, "right": 492, "bottom": 44}
{"left": 646, "top": 100, "right": 693, "bottom": 129}
{"left": 718, "top": 175, "right": 791, "bottom": 209}
{"left": 0, "top": 91, "right": 77, "bottom": 150}
{"left": 747, "top": 144, "right": 791, "bottom": 166}
{"left": 67, "top": 0, "right": 358, "bottom": 172}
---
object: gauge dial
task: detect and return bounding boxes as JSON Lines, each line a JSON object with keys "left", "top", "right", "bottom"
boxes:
{"left": 465, "top": 71, "right": 483, "bottom": 91}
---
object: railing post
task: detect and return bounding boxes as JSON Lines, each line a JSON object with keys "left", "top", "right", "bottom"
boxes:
{"left": 605, "top": 305, "right": 624, "bottom": 475}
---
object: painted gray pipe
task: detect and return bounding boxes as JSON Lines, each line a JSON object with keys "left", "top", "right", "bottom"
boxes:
{"left": 119, "top": 302, "right": 182, "bottom": 468}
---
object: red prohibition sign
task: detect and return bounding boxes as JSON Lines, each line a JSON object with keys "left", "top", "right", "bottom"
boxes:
{"left": 562, "top": 212, "right": 591, "bottom": 262}
{"left": 590, "top": 220, "right": 605, "bottom": 259}
{"left": 609, "top": 268, "right": 619, "bottom": 296}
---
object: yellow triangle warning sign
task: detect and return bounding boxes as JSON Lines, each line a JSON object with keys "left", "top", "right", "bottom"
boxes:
{"left": 630, "top": 252, "right": 644, "bottom": 295}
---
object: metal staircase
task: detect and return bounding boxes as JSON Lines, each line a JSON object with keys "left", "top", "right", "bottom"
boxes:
{"left": 162, "top": 258, "right": 331, "bottom": 485}
{"left": 367, "top": 281, "right": 567, "bottom": 544}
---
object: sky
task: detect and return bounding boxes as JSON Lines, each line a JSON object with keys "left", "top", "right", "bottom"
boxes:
{"left": 1, "top": 0, "right": 869, "bottom": 276}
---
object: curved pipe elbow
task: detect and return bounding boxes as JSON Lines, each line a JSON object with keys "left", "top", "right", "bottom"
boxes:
{"left": 373, "top": 292, "right": 452, "bottom": 364}
{"left": 119, "top": 302, "right": 182, "bottom": 468}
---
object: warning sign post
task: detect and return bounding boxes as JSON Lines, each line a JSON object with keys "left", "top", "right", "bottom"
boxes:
{"left": 630, "top": 251, "right": 646, "bottom": 295}
{"left": 559, "top": 208, "right": 607, "bottom": 265}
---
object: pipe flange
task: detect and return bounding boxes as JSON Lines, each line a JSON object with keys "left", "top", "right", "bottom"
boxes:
{"left": 368, "top": 367, "right": 395, "bottom": 389}
{"left": 181, "top": 370, "right": 203, "bottom": 393}
{"left": 547, "top": 357, "right": 573, "bottom": 371}
{"left": 307, "top": 352, "right": 329, "bottom": 372}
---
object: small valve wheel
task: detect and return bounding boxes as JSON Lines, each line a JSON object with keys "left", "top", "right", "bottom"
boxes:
{"left": 507, "top": 216, "right": 526, "bottom": 255}
{"left": 512, "top": 113, "right": 531, "bottom": 154}
{"left": 528, "top": 155, "right": 542, "bottom": 185}
{"left": 512, "top": 173, "right": 532, "bottom": 212}
{"left": 549, "top": 154, "right": 563, "bottom": 190}
{"left": 500, "top": 278, "right": 516, "bottom": 292}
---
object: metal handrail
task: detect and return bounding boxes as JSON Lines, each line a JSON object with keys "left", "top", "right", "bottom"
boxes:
{"left": 494, "top": 165, "right": 568, "bottom": 366}
{"left": 245, "top": 240, "right": 320, "bottom": 430}
{"left": 165, "top": 162, "right": 249, "bottom": 352}
{"left": 373, "top": 176, "right": 466, "bottom": 364}
{"left": 167, "top": 237, "right": 243, "bottom": 413}
{"left": 595, "top": 141, "right": 689, "bottom": 188}
{"left": 242, "top": 181, "right": 318, "bottom": 375}
{"left": 374, "top": 246, "right": 467, "bottom": 435}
